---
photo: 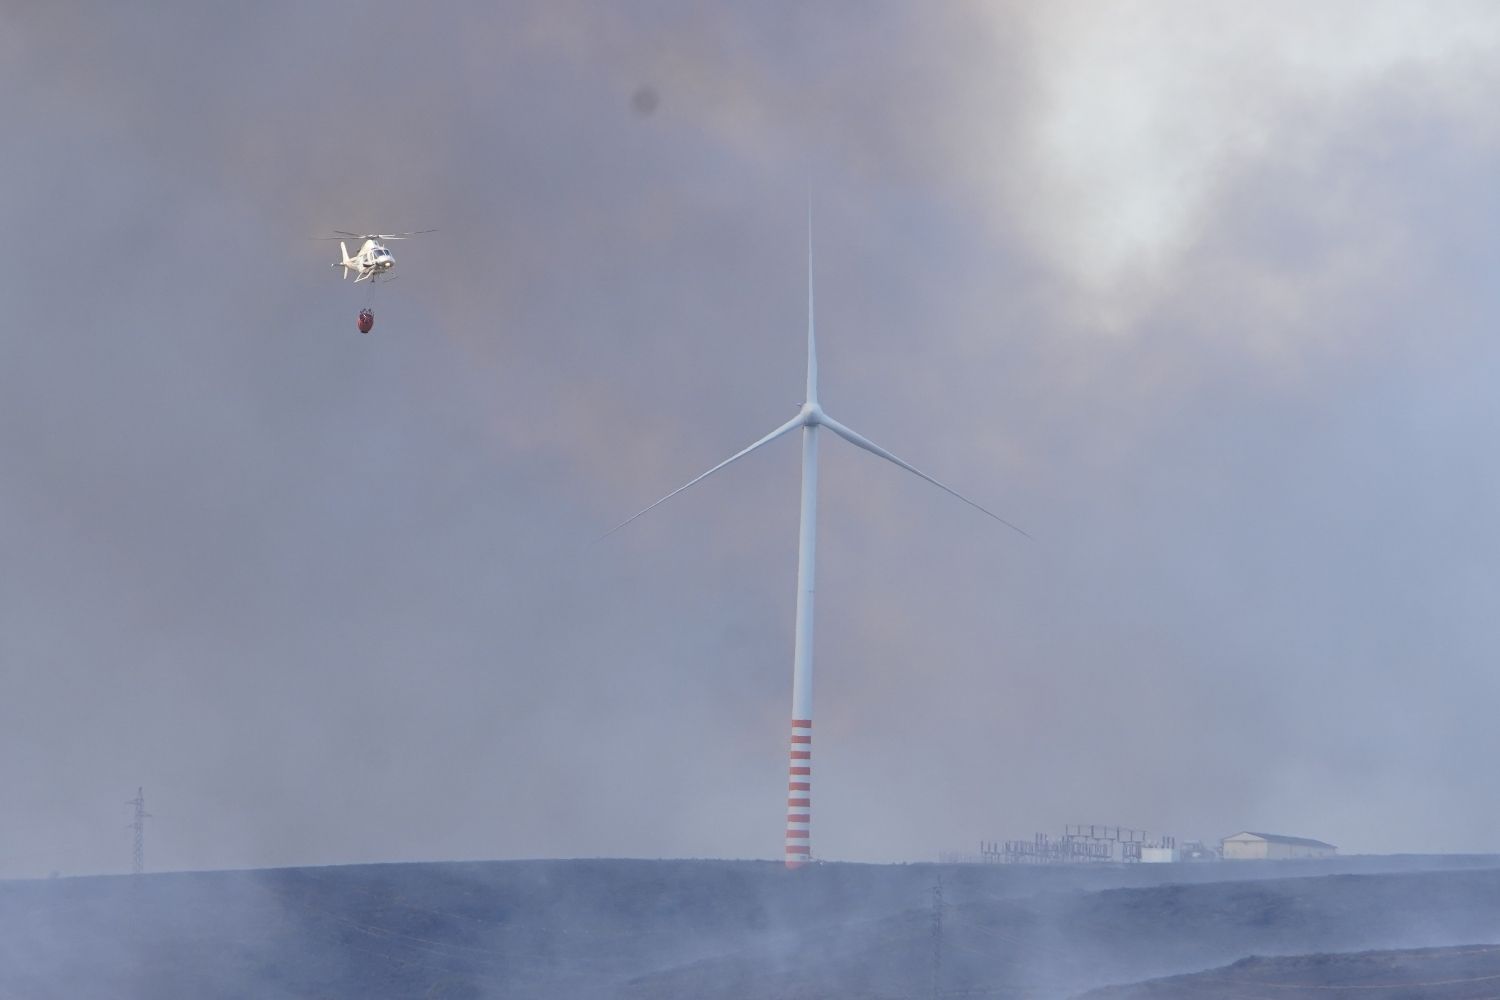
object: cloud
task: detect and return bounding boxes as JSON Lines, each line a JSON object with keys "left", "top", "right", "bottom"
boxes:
{"left": 961, "top": 2, "right": 1500, "bottom": 328}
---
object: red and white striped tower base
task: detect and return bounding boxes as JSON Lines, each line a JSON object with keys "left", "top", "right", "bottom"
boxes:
{"left": 785, "top": 718, "right": 813, "bottom": 865}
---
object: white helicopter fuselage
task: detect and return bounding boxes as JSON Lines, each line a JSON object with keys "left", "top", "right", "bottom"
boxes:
{"left": 335, "top": 239, "right": 396, "bottom": 283}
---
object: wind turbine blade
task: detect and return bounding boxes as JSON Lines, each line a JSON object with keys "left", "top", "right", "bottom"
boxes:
{"left": 806, "top": 198, "right": 818, "bottom": 405}
{"left": 819, "top": 414, "right": 1030, "bottom": 538}
{"left": 598, "top": 415, "right": 804, "bottom": 540}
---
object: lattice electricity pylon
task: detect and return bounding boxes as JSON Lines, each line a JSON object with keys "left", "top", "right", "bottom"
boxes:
{"left": 127, "top": 787, "right": 150, "bottom": 875}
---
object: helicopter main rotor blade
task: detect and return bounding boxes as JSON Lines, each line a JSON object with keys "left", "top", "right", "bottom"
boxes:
{"left": 322, "top": 230, "right": 435, "bottom": 241}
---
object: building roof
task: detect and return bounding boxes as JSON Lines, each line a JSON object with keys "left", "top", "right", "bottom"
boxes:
{"left": 1223, "top": 831, "right": 1337, "bottom": 849}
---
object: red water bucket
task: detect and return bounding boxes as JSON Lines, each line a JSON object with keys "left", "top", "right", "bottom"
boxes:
{"left": 357, "top": 308, "right": 374, "bottom": 334}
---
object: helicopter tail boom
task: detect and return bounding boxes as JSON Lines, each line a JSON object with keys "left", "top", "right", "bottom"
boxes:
{"left": 333, "top": 241, "right": 355, "bottom": 279}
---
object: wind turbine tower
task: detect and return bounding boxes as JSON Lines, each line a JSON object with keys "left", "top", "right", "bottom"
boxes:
{"left": 608, "top": 215, "right": 1025, "bottom": 868}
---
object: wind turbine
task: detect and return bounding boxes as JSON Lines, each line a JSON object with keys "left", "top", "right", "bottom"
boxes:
{"left": 605, "top": 217, "right": 1026, "bottom": 868}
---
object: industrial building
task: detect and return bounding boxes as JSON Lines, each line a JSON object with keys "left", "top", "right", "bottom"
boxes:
{"left": 1221, "top": 831, "right": 1336, "bottom": 860}
{"left": 980, "top": 826, "right": 1177, "bottom": 864}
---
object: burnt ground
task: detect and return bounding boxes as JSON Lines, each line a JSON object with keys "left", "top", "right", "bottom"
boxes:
{"left": 1, "top": 856, "right": 1498, "bottom": 999}
{"left": 1079, "top": 945, "right": 1500, "bottom": 999}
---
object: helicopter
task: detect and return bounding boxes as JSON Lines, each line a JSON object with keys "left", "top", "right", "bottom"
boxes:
{"left": 327, "top": 230, "right": 434, "bottom": 283}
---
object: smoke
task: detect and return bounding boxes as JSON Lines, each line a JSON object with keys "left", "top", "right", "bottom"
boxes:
{"left": 3, "top": 1, "right": 1500, "bottom": 880}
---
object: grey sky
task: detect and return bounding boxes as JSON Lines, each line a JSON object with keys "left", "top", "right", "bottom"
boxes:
{"left": 3, "top": 2, "right": 1500, "bottom": 878}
